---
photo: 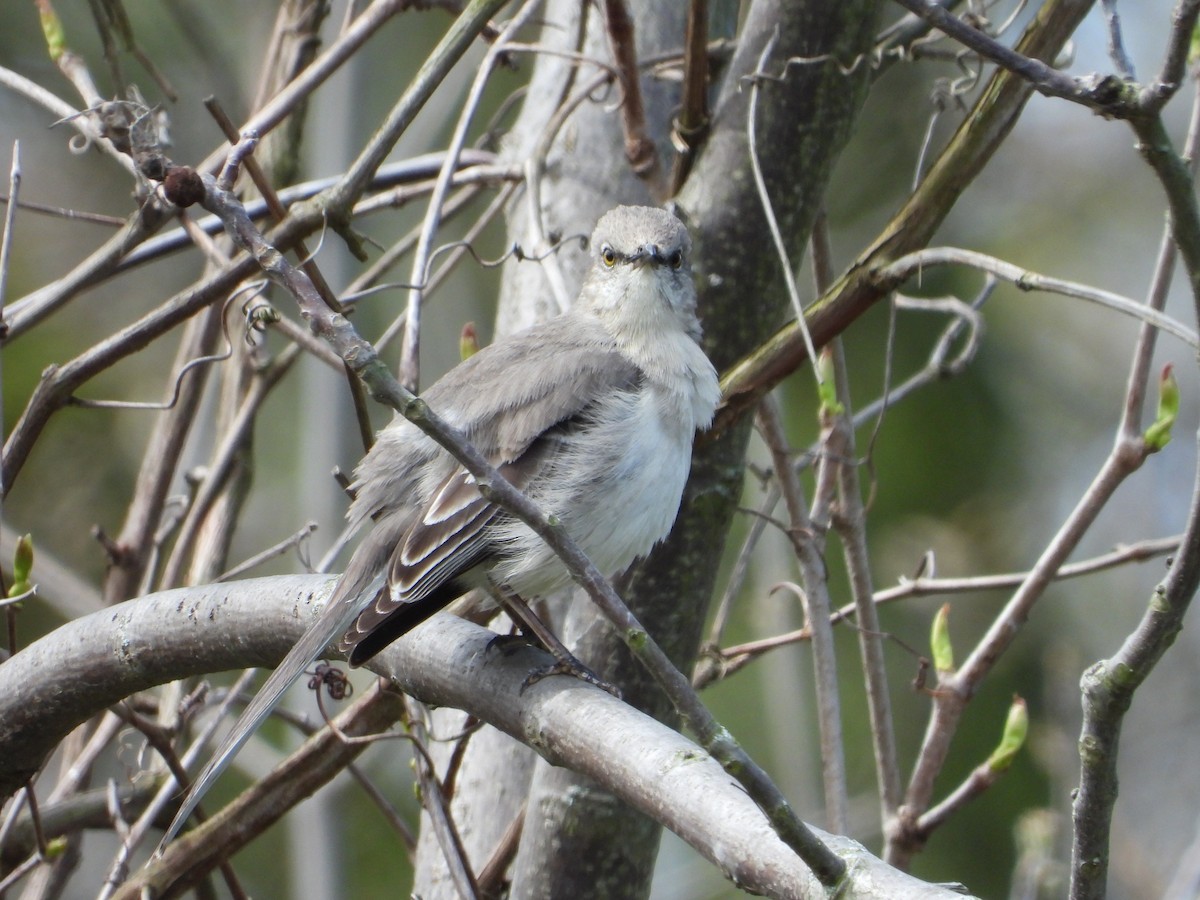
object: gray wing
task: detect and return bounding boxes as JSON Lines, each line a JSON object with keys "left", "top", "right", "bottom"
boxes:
{"left": 161, "top": 313, "right": 638, "bottom": 848}
{"left": 345, "top": 313, "right": 638, "bottom": 528}
{"left": 337, "top": 446, "right": 556, "bottom": 662}
{"left": 422, "top": 312, "right": 642, "bottom": 462}
{"left": 341, "top": 313, "right": 642, "bottom": 659}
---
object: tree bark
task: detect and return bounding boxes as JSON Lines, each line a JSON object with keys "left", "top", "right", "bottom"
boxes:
{"left": 0, "top": 579, "right": 972, "bottom": 899}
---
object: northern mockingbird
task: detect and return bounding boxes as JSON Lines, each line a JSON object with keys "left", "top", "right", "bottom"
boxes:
{"left": 162, "top": 205, "right": 720, "bottom": 846}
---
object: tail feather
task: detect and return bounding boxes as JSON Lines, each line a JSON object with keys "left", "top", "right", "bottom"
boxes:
{"left": 157, "top": 570, "right": 385, "bottom": 851}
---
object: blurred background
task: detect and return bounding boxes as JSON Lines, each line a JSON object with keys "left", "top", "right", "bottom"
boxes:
{"left": 2, "top": 2, "right": 1197, "bottom": 897}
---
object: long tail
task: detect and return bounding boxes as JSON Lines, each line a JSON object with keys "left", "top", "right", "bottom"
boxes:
{"left": 157, "top": 571, "right": 384, "bottom": 851}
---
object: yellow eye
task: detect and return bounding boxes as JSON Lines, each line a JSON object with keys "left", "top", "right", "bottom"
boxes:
{"left": 601, "top": 246, "right": 617, "bottom": 268}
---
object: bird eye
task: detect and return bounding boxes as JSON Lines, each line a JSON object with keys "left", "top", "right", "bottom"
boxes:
{"left": 601, "top": 246, "right": 617, "bottom": 268}
{"left": 667, "top": 250, "right": 683, "bottom": 270}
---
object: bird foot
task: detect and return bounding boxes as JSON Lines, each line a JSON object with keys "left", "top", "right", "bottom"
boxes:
{"left": 521, "top": 655, "right": 621, "bottom": 698}
{"left": 486, "top": 632, "right": 532, "bottom": 656}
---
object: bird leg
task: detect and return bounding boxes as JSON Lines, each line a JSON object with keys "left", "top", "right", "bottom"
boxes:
{"left": 485, "top": 577, "right": 620, "bottom": 697}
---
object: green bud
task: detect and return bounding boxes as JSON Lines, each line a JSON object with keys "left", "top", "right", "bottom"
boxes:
{"left": 930, "top": 602, "right": 954, "bottom": 674}
{"left": 459, "top": 322, "right": 479, "bottom": 361}
{"left": 9, "top": 534, "right": 33, "bottom": 598}
{"left": 987, "top": 695, "right": 1028, "bottom": 773}
{"left": 1144, "top": 364, "right": 1178, "bottom": 451}
{"left": 38, "top": 1, "right": 67, "bottom": 61}
{"left": 816, "top": 350, "right": 843, "bottom": 416}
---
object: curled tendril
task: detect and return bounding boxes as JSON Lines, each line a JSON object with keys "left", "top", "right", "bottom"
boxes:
{"left": 340, "top": 231, "right": 589, "bottom": 307}
{"left": 242, "top": 292, "right": 280, "bottom": 343}
{"left": 308, "top": 662, "right": 354, "bottom": 701}
{"left": 67, "top": 280, "right": 269, "bottom": 410}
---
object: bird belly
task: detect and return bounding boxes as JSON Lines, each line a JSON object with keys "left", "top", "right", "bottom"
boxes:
{"left": 489, "top": 386, "right": 694, "bottom": 597}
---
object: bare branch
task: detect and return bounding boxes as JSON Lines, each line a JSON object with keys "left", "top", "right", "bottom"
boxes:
{"left": 1070, "top": 431, "right": 1200, "bottom": 898}
{"left": 712, "top": 0, "right": 1095, "bottom": 435}
{"left": 878, "top": 246, "right": 1200, "bottom": 349}
{"left": 601, "top": 0, "right": 662, "bottom": 191}
{"left": 0, "top": 579, "right": 970, "bottom": 899}
{"left": 757, "top": 396, "right": 848, "bottom": 832}
{"left": 402, "top": 1, "right": 542, "bottom": 390}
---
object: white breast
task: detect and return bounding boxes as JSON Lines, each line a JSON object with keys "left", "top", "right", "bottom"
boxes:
{"left": 489, "top": 382, "right": 700, "bottom": 597}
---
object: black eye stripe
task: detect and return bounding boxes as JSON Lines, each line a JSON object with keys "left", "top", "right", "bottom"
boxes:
{"left": 601, "top": 249, "right": 685, "bottom": 266}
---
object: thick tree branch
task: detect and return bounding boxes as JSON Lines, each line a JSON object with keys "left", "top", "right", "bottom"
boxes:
{"left": 0, "top": 579, "right": 973, "bottom": 899}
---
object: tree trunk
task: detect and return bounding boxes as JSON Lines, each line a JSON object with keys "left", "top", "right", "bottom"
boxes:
{"left": 413, "top": 2, "right": 880, "bottom": 896}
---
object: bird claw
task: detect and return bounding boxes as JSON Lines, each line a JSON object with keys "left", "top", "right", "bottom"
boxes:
{"left": 486, "top": 632, "right": 533, "bottom": 656}
{"left": 520, "top": 656, "right": 622, "bottom": 698}
{"left": 483, "top": 623, "right": 621, "bottom": 697}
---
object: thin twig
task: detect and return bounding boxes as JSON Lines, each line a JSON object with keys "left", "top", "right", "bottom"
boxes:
{"left": 669, "top": 0, "right": 709, "bottom": 194}
{"left": 700, "top": 483, "right": 779, "bottom": 656}
{"left": 0, "top": 141, "right": 20, "bottom": 313}
{"left": 0, "top": 194, "right": 124, "bottom": 226}
{"left": 402, "top": 0, "right": 542, "bottom": 390}
{"left": 747, "top": 29, "right": 821, "bottom": 382}
{"left": 601, "top": 0, "right": 661, "bottom": 191}
{"left": 215, "top": 522, "right": 319, "bottom": 583}
{"left": 0, "top": 141, "right": 17, "bottom": 510}
{"left": 0, "top": 851, "right": 41, "bottom": 892}
{"left": 24, "top": 780, "right": 48, "bottom": 857}
{"left": 1150, "top": 0, "right": 1200, "bottom": 106}
{"left": 1100, "top": 0, "right": 1136, "bottom": 80}
{"left": 204, "top": 96, "right": 375, "bottom": 452}
{"left": 757, "top": 395, "right": 848, "bottom": 833}
{"left": 477, "top": 805, "right": 526, "bottom": 896}
{"left": 707, "top": 536, "right": 1180, "bottom": 682}
{"left": 520, "top": 61, "right": 618, "bottom": 313}
{"left": 157, "top": 357, "right": 293, "bottom": 589}
{"left": 1117, "top": 71, "right": 1200, "bottom": 438}
{"left": 825, "top": 339, "right": 902, "bottom": 821}
{"left": 405, "top": 698, "right": 481, "bottom": 899}
{"left": 915, "top": 733, "right": 1018, "bottom": 837}
{"left": 849, "top": 287, "right": 989, "bottom": 437}
{"left": 878, "top": 246, "right": 1199, "bottom": 349}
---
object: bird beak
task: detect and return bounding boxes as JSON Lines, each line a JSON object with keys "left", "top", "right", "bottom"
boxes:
{"left": 632, "top": 244, "right": 662, "bottom": 267}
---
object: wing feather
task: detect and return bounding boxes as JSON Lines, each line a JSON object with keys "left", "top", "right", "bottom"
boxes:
{"left": 339, "top": 440, "right": 558, "bottom": 663}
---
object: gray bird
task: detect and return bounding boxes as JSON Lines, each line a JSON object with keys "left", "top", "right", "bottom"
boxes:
{"left": 161, "top": 205, "right": 721, "bottom": 847}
